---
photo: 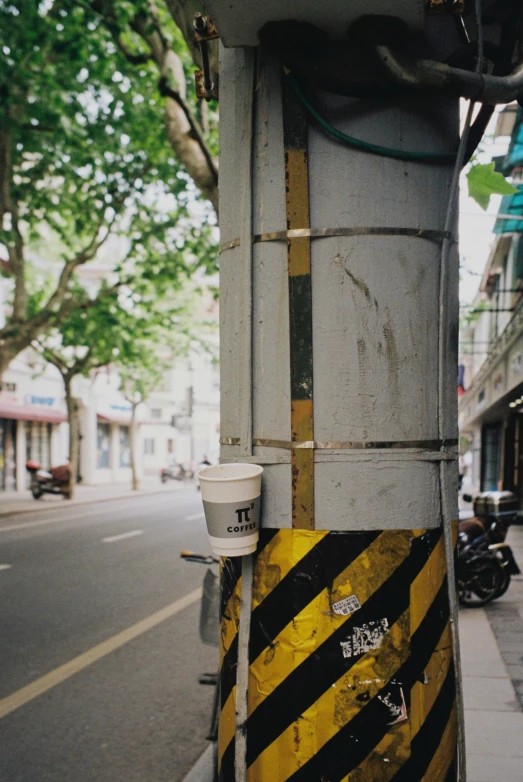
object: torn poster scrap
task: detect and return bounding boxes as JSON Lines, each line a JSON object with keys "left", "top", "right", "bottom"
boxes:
{"left": 340, "top": 618, "right": 389, "bottom": 658}
{"left": 378, "top": 684, "right": 408, "bottom": 725}
{"left": 332, "top": 595, "right": 362, "bottom": 616}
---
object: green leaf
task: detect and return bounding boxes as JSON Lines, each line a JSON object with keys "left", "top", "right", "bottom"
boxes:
{"left": 467, "top": 162, "right": 518, "bottom": 210}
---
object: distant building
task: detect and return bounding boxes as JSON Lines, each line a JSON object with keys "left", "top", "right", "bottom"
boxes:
{"left": 459, "top": 107, "right": 523, "bottom": 496}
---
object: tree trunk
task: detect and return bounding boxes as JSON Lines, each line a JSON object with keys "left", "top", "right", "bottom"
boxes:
{"left": 130, "top": 402, "right": 139, "bottom": 491}
{"left": 64, "top": 375, "right": 80, "bottom": 500}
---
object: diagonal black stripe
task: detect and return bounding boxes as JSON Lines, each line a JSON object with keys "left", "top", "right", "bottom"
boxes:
{"left": 283, "top": 573, "right": 451, "bottom": 782}
{"left": 220, "top": 529, "right": 279, "bottom": 618}
{"left": 220, "top": 557, "right": 242, "bottom": 619}
{"left": 392, "top": 664, "right": 456, "bottom": 781}
{"left": 219, "top": 530, "right": 381, "bottom": 711}
{"left": 249, "top": 531, "right": 381, "bottom": 663}
{"left": 244, "top": 529, "right": 441, "bottom": 769}
{"left": 445, "top": 752, "right": 458, "bottom": 782}
{"left": 218, "top": 529, "right": 442, "bottom": 779}
{"left": 219, "top": 530, "right": 280, "bottom": 712}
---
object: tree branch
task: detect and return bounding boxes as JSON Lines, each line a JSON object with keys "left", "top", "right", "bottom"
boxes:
{"left": 158, "top": 76, "right": 218, "bottom": 187}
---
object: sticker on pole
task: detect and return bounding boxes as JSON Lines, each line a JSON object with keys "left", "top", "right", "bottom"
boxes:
{"left": 340, "top": 618, "right": 389, "bottom": 659}
{"left": 332, "top": 595, "right": 361, "bottom": 616}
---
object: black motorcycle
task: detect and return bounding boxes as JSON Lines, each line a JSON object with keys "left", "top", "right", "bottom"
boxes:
{"left": 457, "top": 491, "right": 521, "bottom": 607}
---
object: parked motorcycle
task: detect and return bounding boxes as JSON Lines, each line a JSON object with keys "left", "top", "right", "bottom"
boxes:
{"left": 160, "top": 463, "right": 194, "bottom": 483}
{"left": 457, "top": 491, "right": 521, "bottom": 607}
{"left": 26, "top": 461, "right": 71, "bottom": 500}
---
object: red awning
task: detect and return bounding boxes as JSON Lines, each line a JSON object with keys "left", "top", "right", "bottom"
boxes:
{"left": 97, "top": 412, "right": 132, "bottom": 425}
{"left": 0, "top": 403, "right": 67, "bottom": 424}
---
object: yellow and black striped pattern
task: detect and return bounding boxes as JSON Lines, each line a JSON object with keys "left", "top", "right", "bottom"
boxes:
{"left": 282, "top": 74, "right": 314, "bottom": 532}
{"left": 218, "top": 527, "right": 457, "bottom": 781}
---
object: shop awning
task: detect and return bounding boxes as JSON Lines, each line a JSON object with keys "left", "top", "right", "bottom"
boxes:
{"left": 0, "top": 403, "right": 67, "bottom": 423}
{"left": 97, "top": 412, "right": 132, "bottom": 425}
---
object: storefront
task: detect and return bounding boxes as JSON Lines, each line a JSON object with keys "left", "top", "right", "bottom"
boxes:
{"left": 0, "top": 401, "right": 67, "bottom": 491}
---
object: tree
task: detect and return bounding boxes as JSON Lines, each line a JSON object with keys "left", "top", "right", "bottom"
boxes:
{"left": 0, "top": 0, "right": 217, "bottom": 380}
{"left": 119, "top": 359, "right": 167, "bottom": 491}
{"left": 36, "top": 283, "right": 186, "bottom": 497}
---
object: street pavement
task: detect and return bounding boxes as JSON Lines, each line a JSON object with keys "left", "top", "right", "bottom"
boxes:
{"left": 1, "top": 486, "right": 522, "bottom": 782}
{"left": 0, "top": 489, "right": 217, "bottom": 782}
{"left": 461, "top": 520, "right": 523, "bottom": 782}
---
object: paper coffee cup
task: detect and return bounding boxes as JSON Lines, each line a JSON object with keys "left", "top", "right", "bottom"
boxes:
{"left": 198, "top": 463, "right": 263, "bottom": 557}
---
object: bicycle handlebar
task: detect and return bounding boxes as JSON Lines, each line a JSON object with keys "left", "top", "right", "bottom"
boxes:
{"left": 180, "top": 550, "right": 219, "bottom": 565}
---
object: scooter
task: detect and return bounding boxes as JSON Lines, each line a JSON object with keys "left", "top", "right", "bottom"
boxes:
{"left": 26, "top": 461, "right": 71, "bottom": 500}
{"left": 160, "top": 463, "right": 194, "bottom": 483}
{"left": 457, "top": 491, "right": 521, "bottom": 607}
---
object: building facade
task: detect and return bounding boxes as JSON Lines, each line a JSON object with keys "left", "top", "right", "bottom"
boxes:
{"left": 459, "top": 108, "right": 523, "bottom": 497}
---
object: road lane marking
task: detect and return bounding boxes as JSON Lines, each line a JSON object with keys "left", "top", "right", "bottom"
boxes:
{"left": 0, "top": 564, "right": 11, "bottom": 571}
{"left": 185, "top": 513, "right": 205, "bottom": 521}
{"left": 102, "top": 530, "right": 144, "bottom": 543}
{"left": 0, "top": 496, "right": 197, "bottom": 534}
{"left": 0, "top": 587, "right": 202, "bottom": 721}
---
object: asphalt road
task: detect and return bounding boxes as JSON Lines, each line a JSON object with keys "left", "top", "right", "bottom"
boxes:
{"left": 0, "top": 489, "right": 217, "bottom": 782}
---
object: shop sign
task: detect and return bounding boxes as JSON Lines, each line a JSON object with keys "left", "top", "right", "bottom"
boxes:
{"left": 24, "top": 395, "right": 54, "bottom": 407}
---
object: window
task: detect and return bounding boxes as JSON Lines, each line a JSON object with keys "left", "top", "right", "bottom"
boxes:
{"left": 5, "top": 382, "right": 16, "bottom": 393}
{"left": 481, "top": 422, "right": 502, "bottom": 492}
{"left": 119, "top": 426, "right": 131, "bottom": 467}
{"left": 97, "top": 423, "right": 110, "bottom": 468}
{"left": 144, "top": 438, "right": 155, "bottom": 455}
{"left": 151, "top": 408, "right": 162, "bottom": 419}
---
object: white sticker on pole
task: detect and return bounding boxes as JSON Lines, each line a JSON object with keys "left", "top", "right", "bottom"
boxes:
{"left": 332, "top": 595, "right": 361, "bottom": 616}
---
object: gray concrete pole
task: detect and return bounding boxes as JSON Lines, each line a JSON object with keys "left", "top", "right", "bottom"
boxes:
{"left": 218, "top": 28, "right": 461, "bottom": 781}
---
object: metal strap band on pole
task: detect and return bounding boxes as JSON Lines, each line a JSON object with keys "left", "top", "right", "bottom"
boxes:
{"left": 220, "top": 436, "right": 458, "bottom": 452}
{"left": 282, "top": 72, "right": 315, "bottom": 531}
{"left": 219, "top": 226, "right": 454, "bottom": 253}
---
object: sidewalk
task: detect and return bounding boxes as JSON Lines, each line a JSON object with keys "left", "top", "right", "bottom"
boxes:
{"left": 461, "top": 521, "right": 523, "bottom": 782}
{"left": 0, "top": 476, "right": 192, "bottom": 518}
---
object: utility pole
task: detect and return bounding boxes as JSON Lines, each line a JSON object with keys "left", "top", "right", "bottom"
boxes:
{"left": 206, "top": 3, "right": 489, "bottom": 780}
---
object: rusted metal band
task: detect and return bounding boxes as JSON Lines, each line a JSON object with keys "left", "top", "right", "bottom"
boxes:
{"left": 221, "top": 436, "right": 458, "bottom": 452}
{"left": 219, "top": 227, "right": 453, "bottom": 254}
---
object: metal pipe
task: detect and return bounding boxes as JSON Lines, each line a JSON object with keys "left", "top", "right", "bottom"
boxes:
{"left": 376, "top": 44, "right": 523, "bottom": 104}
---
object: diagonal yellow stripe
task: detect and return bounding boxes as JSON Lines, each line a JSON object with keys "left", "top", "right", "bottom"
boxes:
{"left": 247, "top": 610, "right": 410, "bottom": 782}
{"left": 410, "top": 621, "right": 453, "bottom": 740}
{"left": 251, "top": 529, "right": 329, "bottom": 610}
{"left": 218, "top": 687, "right": 236, "bottom": 770}
{"left": 350, "top": 721, "right": 411, "bottom": 782}
{"left": 220, "top": 575, "right": 242, "bottom": 667}
{"left": 410, "top": 536, "right": 447, "bottom": 635}
{"left": 421, "top": 704, "right": 457, "bottom": 782}
{"left": 248, "top": 531, "right": 413, "bottom": 714}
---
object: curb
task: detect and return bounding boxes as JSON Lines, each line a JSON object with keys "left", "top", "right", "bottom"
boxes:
{"left": 0, "top": 483, "right": 192, "bottom": 520}
{"left": 181, "top": 745, "right": 215, "bottom": 782}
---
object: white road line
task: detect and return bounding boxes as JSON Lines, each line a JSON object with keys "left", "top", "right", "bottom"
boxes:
{"left": 0, "top": 495, "right": 190, "bottom": 534}
{"left": 102, "top": 530, "right": 144, "bottom": 543}
{"left": 185, "top": 513, "right": 205, "bottom": 521}
{"left": 0, "top": 587, "right": 202, "bottom": 721}
{"left": 0, "top": 564, "right": 12, "bottom": 571}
